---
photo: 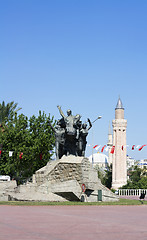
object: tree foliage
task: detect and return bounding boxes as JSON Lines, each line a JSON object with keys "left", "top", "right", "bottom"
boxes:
{"left": 0, "top": 101, "right": 21, "bottom": 124}
{"left": 0, "top": 111, "right": 55, "bottom": 184}
{"left": 121, "top": 166, "right": 147, "bottom": 189}
{"left": 98, "top": 164, "right": 147, "bottom": 190}
{"left": 97, "top": 164, "right": 112, "bottom": 189}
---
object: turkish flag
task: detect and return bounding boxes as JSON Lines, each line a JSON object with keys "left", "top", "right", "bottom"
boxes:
{"left": 40, "top": 153, "right": 43, "bottom": 160}
{"left": 93, "top": 145, "right": 98, "bottom": 149}
{"left": 132, "top": 145, "right": 135, "bottom": 150}
{"left": 138, "top": 145, "right": 146, "bottom": 151}
{"left": 101, "top": 145, "right": 106, "bottom": 152}
{"left": 19, "top": 152, "right": 23, "bottom": 159}
{"left": 110, "top": 146, "right": 115, "bottom": 154}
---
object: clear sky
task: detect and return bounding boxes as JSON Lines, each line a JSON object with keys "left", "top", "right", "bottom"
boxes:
{"left": 1, "top": 0, "right": 147, "bottom": 160}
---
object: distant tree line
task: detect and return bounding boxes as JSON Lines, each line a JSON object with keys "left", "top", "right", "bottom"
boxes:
{"left": 97, "top": 164, "right": 147, "bottom": 190}
{"left": 121, "top": 165, "right": 147, "bottom": 189}
{"left": 0, "top": 101, "right": 55, "bottom": 184}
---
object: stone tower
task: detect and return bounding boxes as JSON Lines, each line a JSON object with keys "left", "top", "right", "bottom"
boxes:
{"left": 112, "top": 97, "right": 127, "bottom": 189}
{"left": 107, "top": 122, "right": 113, "bottom": 166}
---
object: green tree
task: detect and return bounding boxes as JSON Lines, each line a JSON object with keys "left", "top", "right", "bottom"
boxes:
{"left": 0, "top": 101, "right": 21, "bottom": 124}
{"left": 97, "top": 164, "right": 112, "bottom": 189}
{"left": 0, "top": 111, "right": 55, "bottom": 184}
{"left": 121, "top": 166, "right": 147, "bottom": 189}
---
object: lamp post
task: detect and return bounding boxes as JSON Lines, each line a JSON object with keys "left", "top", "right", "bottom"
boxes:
{"left": 92, "top": 116, "right": 102, "bottom": 167}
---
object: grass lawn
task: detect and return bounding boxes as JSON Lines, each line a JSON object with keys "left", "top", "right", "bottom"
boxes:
{"left": 0, "top": 198, "right": 147, "bottom": 206}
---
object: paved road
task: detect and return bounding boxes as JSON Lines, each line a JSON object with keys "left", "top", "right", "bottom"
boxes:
{"left": 0, "top": 205, "right": 147, "bottom": 240}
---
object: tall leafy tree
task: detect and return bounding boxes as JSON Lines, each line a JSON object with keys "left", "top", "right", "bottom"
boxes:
{"left": 0, "top": 101, "right": 21, "bottom": 124}
{"left": 0, "top": 111, "right": 55, "bottom": 184}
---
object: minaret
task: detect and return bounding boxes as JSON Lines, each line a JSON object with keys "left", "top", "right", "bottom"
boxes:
{"left": 112, "top": 97, "right": 127, "bottom": 189}
{"left": 107, "top": 122, "right": 113, "bottom": 166}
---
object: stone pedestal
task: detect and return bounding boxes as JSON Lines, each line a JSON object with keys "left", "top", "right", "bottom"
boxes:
{"left": 3, "top": 155, "right": 118, "bottom": 202}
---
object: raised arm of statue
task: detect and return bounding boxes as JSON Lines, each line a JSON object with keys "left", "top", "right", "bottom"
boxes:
{"left": 87, "top": 118, "right": 92, "bottom": 130}
{"left": 57, "top": 105, "right": 66, "bottom": 118}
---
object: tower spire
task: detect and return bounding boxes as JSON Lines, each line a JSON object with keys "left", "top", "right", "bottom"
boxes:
{"left": 115, "top": 96, "right": 124, "bottom": 110}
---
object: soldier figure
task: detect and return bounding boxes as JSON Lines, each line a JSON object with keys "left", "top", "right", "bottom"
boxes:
{"left": 78, "top": 118, "right": 92, "bottom": 156}
{"left": 49, "top": 120, "right": 65, "bottom": 160}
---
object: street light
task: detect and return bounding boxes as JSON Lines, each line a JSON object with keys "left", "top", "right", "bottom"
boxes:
{"left": 92, "top": 116, "right": 102, "bottom": 167}
{"left": 92, "top": 116, "right": 102, "bottom": 123}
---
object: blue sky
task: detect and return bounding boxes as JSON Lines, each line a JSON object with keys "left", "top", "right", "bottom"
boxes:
{"left": 1, "top": 0, "right": 147, "bottom": 160}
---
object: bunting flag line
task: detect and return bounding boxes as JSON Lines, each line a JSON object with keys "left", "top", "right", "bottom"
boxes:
{"left": 92, "top": 144, "right": 147, "bottom": 152}
{"left": 0, "top": 149, "right": 54, "bottom": 159}
{"left": 0, "top": 142, "right": 147, "bottom": 160}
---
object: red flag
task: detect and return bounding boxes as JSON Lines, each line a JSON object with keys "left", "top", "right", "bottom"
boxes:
{"left": 101, "top": 145, "right": 106, "bottom": 152}
{"left": 93, "top": 145, "right": 98, "bottom": 149}
{"left": 110, "top": 146, "right": 115, "bottom": 154}
{"left": 122, "top": 145, "right": 124, "bottom": 151}
{"left": 132, "top": 145, "right": 135, "bottom": 150}
{"left": 39, "top": 153, "right": 43, "bottom": 160}
{"left": 138, "top": 145, "right": 146, "bottom": 151}
{"left": 19, "top": 152, "right": 23, "bottom": 159}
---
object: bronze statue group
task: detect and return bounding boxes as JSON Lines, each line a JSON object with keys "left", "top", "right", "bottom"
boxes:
{"left": 49, "top": 106, "right": 92, "bottom": 159}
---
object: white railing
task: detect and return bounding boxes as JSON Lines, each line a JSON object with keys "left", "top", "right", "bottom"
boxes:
{"left": 118, "top": 189, "right": 147, "bottom": 196}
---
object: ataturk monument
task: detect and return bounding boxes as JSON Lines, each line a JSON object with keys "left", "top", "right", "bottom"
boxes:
{"left": 49, "top": 106, "right": 92, "bottom": 159}
{"left": 0, "top": 106, "right": 118, "bottom": 202}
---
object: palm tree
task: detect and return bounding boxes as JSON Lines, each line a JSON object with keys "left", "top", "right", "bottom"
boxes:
{"left": 0, "top": 101, "right": 22, "bottom": 124}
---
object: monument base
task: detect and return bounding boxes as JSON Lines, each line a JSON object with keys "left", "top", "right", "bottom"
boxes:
{"left": 2, "top": 155, "right": 119, "bottom": 202}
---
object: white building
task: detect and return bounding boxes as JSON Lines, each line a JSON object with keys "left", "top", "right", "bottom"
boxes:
{"left": 126, "top": 156, "right": 136, "bottom": 169}
{"left": 88, "top": 153, "right": 108, "bottom": 169}
{"left": 137, "top": 159, "right": 147, "bottom": 169}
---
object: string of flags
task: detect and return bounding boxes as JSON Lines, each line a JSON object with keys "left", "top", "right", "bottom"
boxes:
{"left": 0, "top": 145, "right": 146, "bottom": 158}
{"left": 91, "top": 144, "right": 147, "bottom": 154}
{"left": 0, "top": 151, "right": 24, "bottom": 159}
{"left": 0, "top": 150, "right": 53, "bottom": 159}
